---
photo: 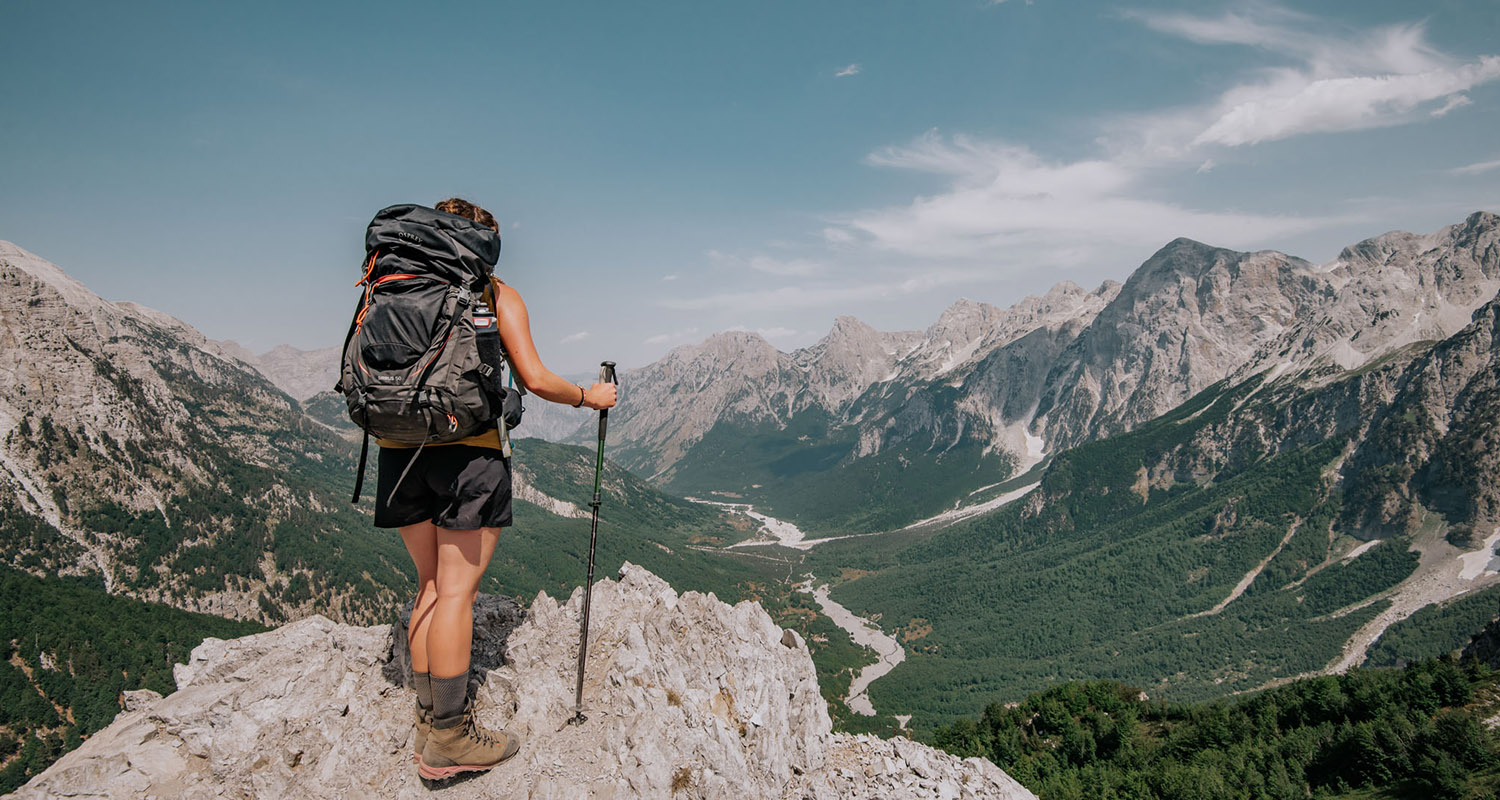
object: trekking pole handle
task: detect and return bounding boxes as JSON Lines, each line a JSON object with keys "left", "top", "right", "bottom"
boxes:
{"left": 596, "top": 361, "right": 616, "bottom": 442}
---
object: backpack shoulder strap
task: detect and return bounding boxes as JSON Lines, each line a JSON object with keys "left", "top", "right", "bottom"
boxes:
{"left": 481, "top": 276, "right": 524, "bottom": 392}
{"left": 482, "top": 275, "right": 502, "bottom": 315}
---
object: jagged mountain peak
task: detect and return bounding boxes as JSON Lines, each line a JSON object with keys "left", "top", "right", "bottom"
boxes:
{"left": 15, "top": 564, "right": 1036, "bottom": 799}
{"left": 1033, "top": 238, "right": 1329, "bottom": 450}
{"left": 829, "top": 314, "right": 878, "bottom": 333}
{"left": 668, "top": 328, "right": 777, "bottom": 361}
{"left": 1235, "top": 210, "right": 1500, "bottom": 381}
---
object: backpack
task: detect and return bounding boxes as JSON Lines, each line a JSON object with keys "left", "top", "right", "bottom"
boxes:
{"left": 335, "top": 204, "right": 518, "bottom": 502}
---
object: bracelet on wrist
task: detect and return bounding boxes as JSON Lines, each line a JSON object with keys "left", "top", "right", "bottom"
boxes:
{"left": 573, "top": 385, "right": 586, "bottom": 408}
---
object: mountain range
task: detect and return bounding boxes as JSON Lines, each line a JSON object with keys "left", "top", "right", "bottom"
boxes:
{"left": 565, "top": 212, "right": 1500, "bottom": 535}
{"left": 4, "top": 212, "right": 1500, "bottom": 782}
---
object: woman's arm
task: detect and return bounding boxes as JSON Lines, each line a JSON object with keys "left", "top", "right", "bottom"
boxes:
{"left": 492, "top": 282, "right": 617, "bottom": 410}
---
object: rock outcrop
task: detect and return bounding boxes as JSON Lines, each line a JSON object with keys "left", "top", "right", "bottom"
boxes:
{"left": 14, "top": 564, "right": 1035, "bottom": 799}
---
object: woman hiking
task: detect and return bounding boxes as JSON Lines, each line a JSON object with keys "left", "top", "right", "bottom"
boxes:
{"left": 361, "top": 198, "right": 617, "bottom": 780}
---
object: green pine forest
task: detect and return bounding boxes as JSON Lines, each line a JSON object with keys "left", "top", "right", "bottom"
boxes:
{"left": 0, "top": 566, "right": 263, "bottom": 793}
{"left": 930, "top": 659, "right": 1500, "bottom": 800}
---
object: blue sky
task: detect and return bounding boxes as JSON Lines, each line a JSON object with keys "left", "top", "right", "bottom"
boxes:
{"left": 3, "top": 1, "right": 1498, "bottom": 375}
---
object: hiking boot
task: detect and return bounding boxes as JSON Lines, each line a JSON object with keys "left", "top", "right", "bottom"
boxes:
{"left": 413, "top": 703, "right": 432, "bottom": 764}
{"left": 417, "top": 703, "right": 521, "bottom": 780}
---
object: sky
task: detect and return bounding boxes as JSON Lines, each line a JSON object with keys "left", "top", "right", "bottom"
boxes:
{"left": 3, "top": 0, "right": 1499, "bottom": 375}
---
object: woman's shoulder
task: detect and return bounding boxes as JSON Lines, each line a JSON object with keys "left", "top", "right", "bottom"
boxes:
{"left": 491, "top": 280, "right": 524, "bottom": 306}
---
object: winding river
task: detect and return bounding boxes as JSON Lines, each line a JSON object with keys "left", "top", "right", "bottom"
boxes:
{"left": 687, "top": 497, "right": 906, "bottom": 716}
{"left": 797, "top": 576, "right": 906, "bottom": 716}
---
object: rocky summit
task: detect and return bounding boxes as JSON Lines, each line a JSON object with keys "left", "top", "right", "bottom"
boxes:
{"left": 14, "top": 564, "right": 1034, "bottom": 800}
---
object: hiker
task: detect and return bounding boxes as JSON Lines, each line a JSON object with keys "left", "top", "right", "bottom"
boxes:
{"left": 357, "top": 198, "right": 617, "bottom": 779}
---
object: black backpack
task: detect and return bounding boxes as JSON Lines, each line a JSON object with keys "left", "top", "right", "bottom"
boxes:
{"left": 336, "top": 204, "right": 517, "bottom": 502}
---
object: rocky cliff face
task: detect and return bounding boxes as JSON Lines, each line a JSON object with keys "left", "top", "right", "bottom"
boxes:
{"left": 1230, "top": 211, "right": 1500, "bottom": 385}
{"left": 1102, "top": 283, "right": 1500, "bottom": 542}
{"left": 0, "top": 240, "right": 347, "bottom": 614}
{"left": 1033, "top": 240, "right": 1329, "bottom": 451}
{"left": 14, "top": 564, "right": 1035, "bottom": 800}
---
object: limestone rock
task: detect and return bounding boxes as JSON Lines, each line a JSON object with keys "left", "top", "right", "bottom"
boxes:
{"left": 14, "top": 563, "right": 1036, "bottom": 800}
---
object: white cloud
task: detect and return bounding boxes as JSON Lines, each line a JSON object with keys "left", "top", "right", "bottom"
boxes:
{"left": 1196, "top": 158, "right": 1217, "bottom": 174}
{"left": 835, "top": 63, "right": 861, "bottom": 78}
{"left": 1192, "top": 59, "right": 1500, "bottom": 147}
{"left": 1432, "top": 94, "right": 1473, "bottom": 117}
{"left": 1124, "top": 6, "right": 1500, "bottom": 149}
{"left": 821, "top": 227, "right": 856, "bottom": 246}
{"left": 835, "top": 131, "right": 1328, "bottom": 260}
{"left": 707, "top": 250, "right": 825, "bottom": 277}
{"left": 560, "top": 331, "right": 589, "bottom": 344}
{"left": 644, "top": 327, "right": 700, "bottom": 346}
{"left": 661, "top": 274, "right": 679, "bottom": 281}
{"left": 1451, "top": 158, "right": 1500, "bottom": 176}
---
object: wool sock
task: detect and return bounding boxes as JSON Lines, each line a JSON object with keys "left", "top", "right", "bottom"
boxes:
{"left": 413, "top": 670, "right": 433, "bottom": 711}
{"left": 431, "top": 673, "right": 469, "bottom": 727}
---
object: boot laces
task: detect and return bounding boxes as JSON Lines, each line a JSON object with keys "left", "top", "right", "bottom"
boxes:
{"left": 464, "top": 709, "right": 500, "bottom": 748}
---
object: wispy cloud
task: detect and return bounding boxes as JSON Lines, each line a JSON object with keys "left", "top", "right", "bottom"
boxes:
{"left": 833, "top": 131, "right": 1329, "bottom": 260}
{"left": 706, "top": 250, "right": 825, "bottom": 277}
{"left": 1124, "top": 5, "right": 1500, "bottom": 149}
{"left": 1451, "top": 158, "right": 1500, "bottom": 175}
{"left": 661, "top": 274, "right": 679, "bottom": 281}
{"left": 645, "top": 327, "right": 700, "bottom": 346}
{"left": 1431, "top": 95, "right": 1473, "bottom": 117}
{"left": 561, "top": 331, "right": 589, "bottom": 344}
{"left": 816, "top": 5, "right": 1489, "bottom": 263}
{"left": 835, "top": 63, "right": 861, "bottom": 78}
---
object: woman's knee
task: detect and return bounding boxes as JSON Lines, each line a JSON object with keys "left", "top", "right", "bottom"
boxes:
{"left": 433, "top": 582, "right": 479, "bottom": 605}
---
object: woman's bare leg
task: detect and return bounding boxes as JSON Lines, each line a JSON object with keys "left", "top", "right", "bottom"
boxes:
{"left": 427, "top": 526, "right": 500, "bottom": 679}
{"left": 400, "top": 522, "right": 441, "bottom": 674}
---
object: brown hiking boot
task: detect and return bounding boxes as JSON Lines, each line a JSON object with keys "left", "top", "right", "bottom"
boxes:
{"left": 413, "top": 703, "right": 431, "bottom": 764}
{"left": 417, "top": 703, "right": 521, "bottom": 780}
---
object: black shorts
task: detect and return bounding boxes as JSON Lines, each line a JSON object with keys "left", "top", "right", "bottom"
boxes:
{"left": 374, "top": 445, "right": 513, "bottom": 530}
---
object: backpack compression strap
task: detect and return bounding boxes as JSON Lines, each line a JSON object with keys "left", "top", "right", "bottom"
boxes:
{"left": 350, "top": 430, "right": 369, "bottom": 504}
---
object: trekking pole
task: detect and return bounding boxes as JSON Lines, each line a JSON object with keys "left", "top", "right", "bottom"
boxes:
{"left": 569, "top": 360, "right": 617, "bottom": 726}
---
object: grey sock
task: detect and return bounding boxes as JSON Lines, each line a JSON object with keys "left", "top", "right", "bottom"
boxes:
{"left": 431, "top": 673, "right": 469, "bottom": 726}
{"left": 413, "top": 670, "right": 432, "bottom": 711}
